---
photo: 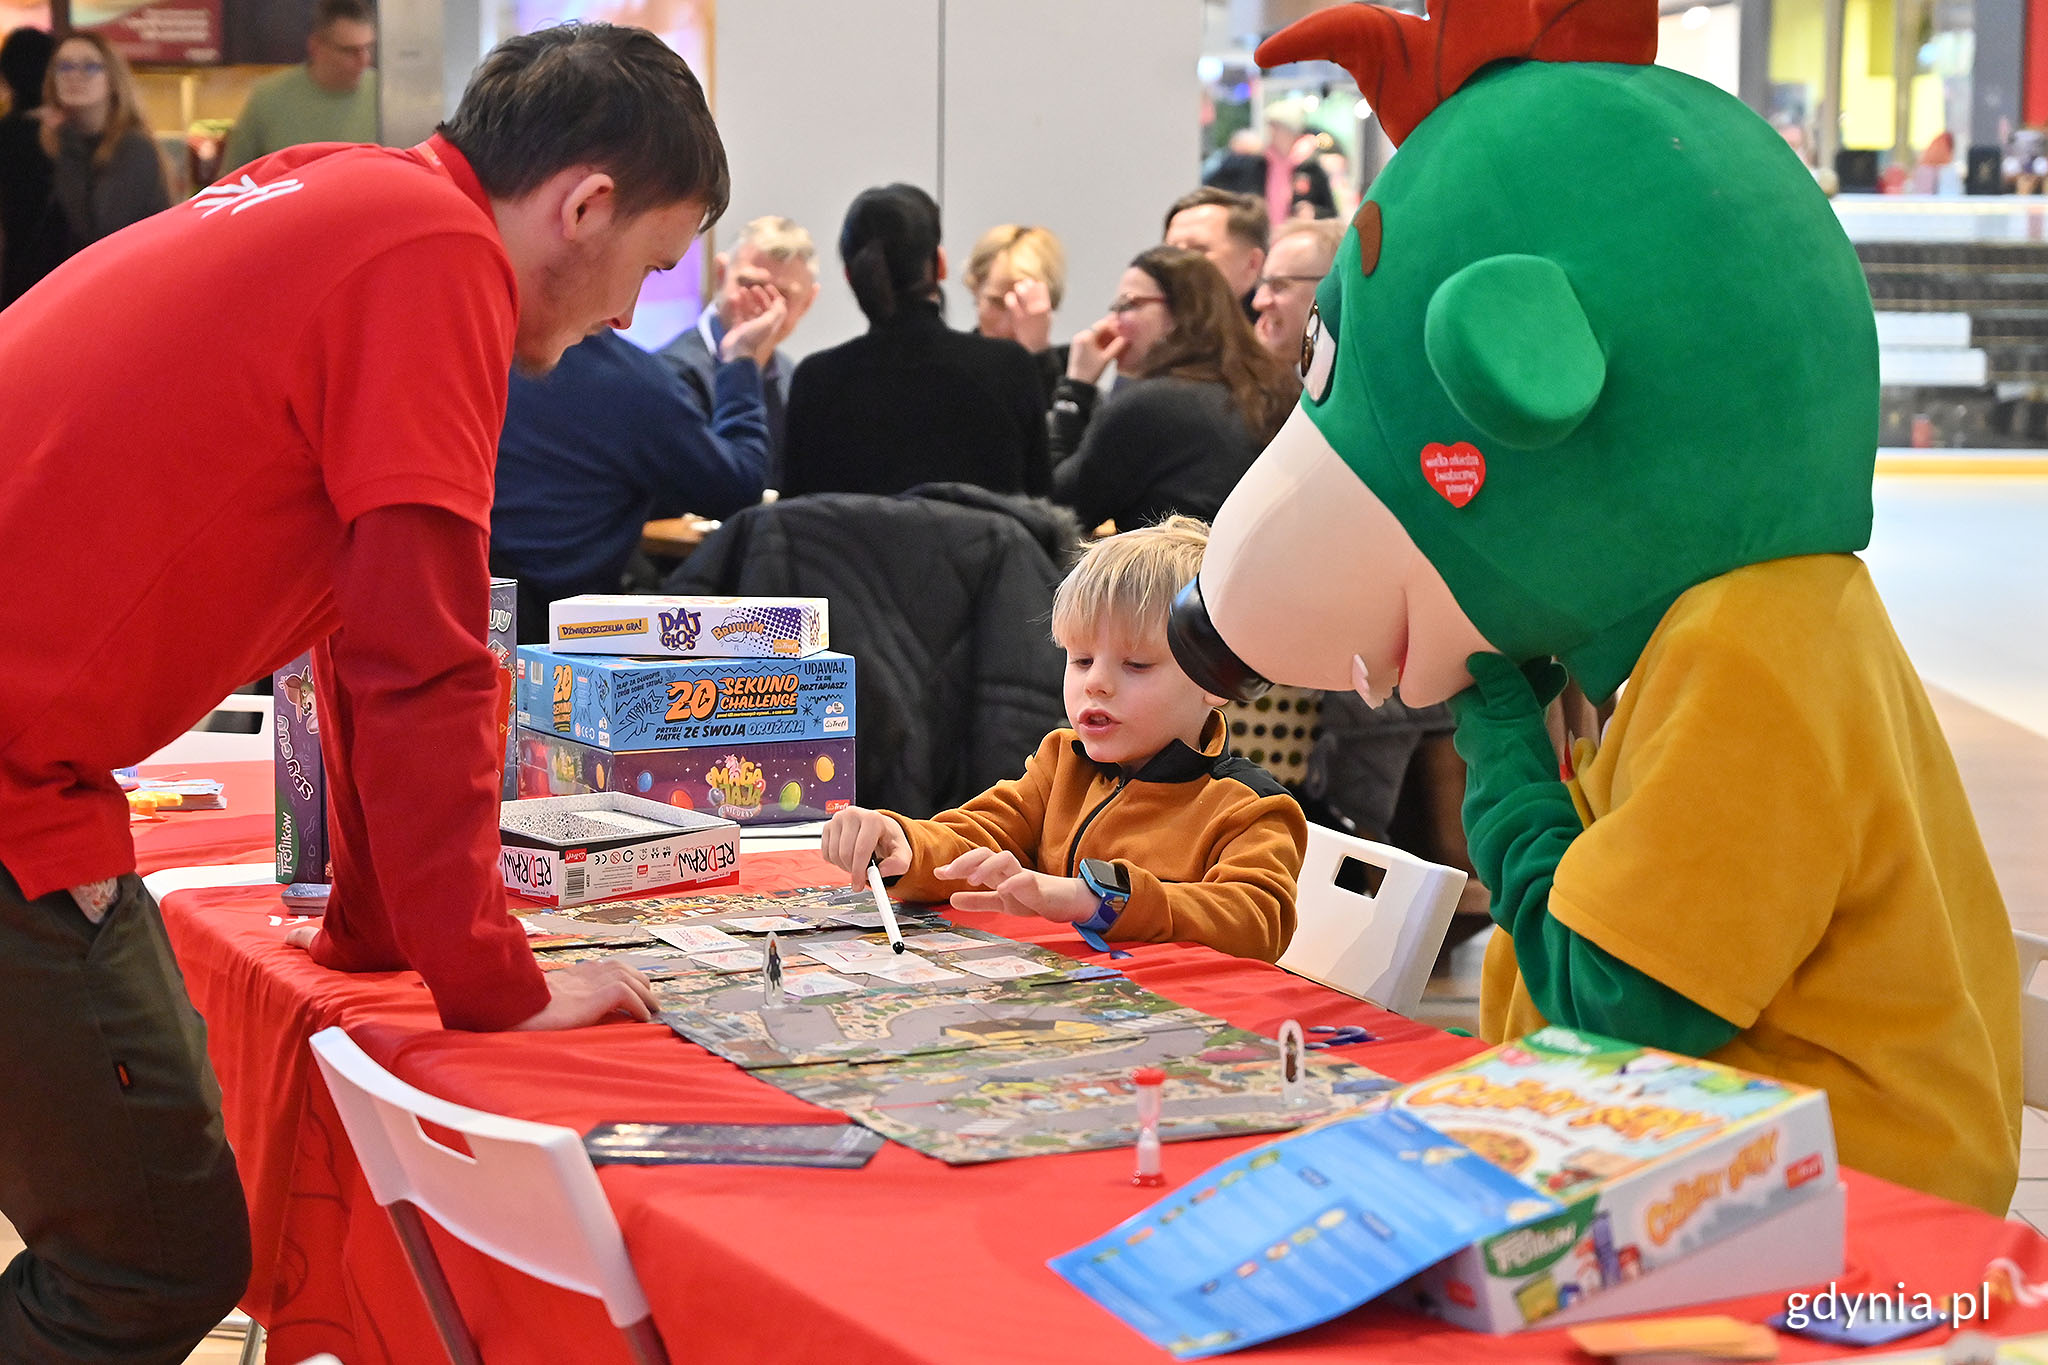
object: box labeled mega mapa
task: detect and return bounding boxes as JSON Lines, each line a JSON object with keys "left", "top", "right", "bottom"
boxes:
{"left": 1391, "top": 1027, "right": 1841, "bottom": 1333}
{"left": 515, "top": 644, "right": 854, "bottom": 751}
{"left": 499, "top": 793, "right": 739, "bottom": 907}
{"left": 549, "top": 594, "right": 828, "bottom": 658}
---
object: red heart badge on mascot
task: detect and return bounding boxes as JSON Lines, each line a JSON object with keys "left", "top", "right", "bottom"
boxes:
{"left": 1421, "top": 442, "right": 1486, "bottom": 508}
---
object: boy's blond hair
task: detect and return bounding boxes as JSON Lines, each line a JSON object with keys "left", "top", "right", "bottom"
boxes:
{"left": 1051, "top": 516, "right": 1209, "bottom": 646}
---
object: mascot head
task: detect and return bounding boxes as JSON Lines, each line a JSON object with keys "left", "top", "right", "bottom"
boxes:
{"left": 1169, "top": 0, "right": 1878, "bottom": 708}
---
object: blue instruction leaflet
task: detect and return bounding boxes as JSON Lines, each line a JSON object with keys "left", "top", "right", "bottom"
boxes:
{"left": 1050, "top": 1107, "right": 1561, "bottom": 1358}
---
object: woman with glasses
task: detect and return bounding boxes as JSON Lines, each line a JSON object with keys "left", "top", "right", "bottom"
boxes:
{"left": 780, "top": 184, "right": 1050, "bottom": 499}
{"left": 1049, "top": 245, "right": 1297, "bottom": 533}
{"left": 40, "top": 32, "right": 168, "bottom": 263}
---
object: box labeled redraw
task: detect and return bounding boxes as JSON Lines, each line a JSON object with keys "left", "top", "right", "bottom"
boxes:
{"left": 515, "top": 644, "right": 855, "bottom": 751}
{"left": 499, "top": 792, "right": 739, "bottom": 907}
{"left": 276, "top": 578, "right": 520, "bottom": 884}
{"left": 1391, "top": 1027, "right": 1841, "bottom": 1333}
{"left": 517, "top": 728, "right": 854, "bottom": 826}
{"left": 548, "top": 594, "right": 829, "bottom": 659}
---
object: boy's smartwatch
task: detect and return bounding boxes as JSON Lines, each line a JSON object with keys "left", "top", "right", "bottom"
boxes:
{"left": 1077, "top": 858, "right": 1132, "bottom": 954}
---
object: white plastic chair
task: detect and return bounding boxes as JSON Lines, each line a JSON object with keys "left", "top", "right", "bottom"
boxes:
{"left": 145, "top": 693, "right": 274, "bottom": 766}
{"left": 2015, "top": 929, "right": 2048, "bottom": 1111}
{"left": 141, "top": 861, "right": 278, "bottom": 904}
{"left": 1277, "top": 822, "right": 1467, "bottom": 1017}
{"left": 308, "top": 1027, "right": 670, "bottom": 1365}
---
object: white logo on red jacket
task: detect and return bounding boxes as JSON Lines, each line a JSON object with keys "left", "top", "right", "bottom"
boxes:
{"left": 190, "top": 175, "right": 306, "bottom": 218}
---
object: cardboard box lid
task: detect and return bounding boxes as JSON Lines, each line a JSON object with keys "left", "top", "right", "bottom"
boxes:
{"left": 500, "top": 792, "right": 737, "bottom": 852}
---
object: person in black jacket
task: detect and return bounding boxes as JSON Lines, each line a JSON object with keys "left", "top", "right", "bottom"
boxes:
{"left": 780, "top": 183, "right": 1050, "bottom": 499}
{"left": 40, "top": 33, "right": 167, "bottom": 263}
{"left": 0, "top": 28, "right": 56, "bottom": 306}
{"left": 1049, "top": 245, "right": 1297, "bottom": 533}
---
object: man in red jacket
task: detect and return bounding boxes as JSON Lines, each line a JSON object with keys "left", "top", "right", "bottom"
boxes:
{"left": 0, "top": 24, "right": 726, "bottom": 1363}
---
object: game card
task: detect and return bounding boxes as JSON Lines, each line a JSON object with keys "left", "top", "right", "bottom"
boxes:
{"left": 902, "top": 932, "right": 986, "bottom": 952}
{"left": 952, "top": 954, "right": 1059, "bottom": 980}
{"left": 783, "top": 970, "right": 863, "bottom": 998}
{"left": 721, "top": 915, "right": 814, "bottom": 933}
{"left": 648, "top": 924, "right": 748, "bottom": 954}
{"left": 686, "top": 949, "right": 765, "bottom": 973}
{"left": 861, "top": 954, "right": 965, "bottom": 985}
{"left": 584, "top": 1121, "right": 884, "bottom": 1169}
{"left": 800, "top": 942, "right": 898, "bottom": 973}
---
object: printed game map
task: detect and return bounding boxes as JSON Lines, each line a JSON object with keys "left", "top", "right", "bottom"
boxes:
{"left": 516, "top": 885, "right": 1393, "bottom": 1164}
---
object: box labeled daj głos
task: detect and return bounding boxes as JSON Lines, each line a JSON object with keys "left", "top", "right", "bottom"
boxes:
{"left": 547, "top": 594, "right": 828, "bottom": 659}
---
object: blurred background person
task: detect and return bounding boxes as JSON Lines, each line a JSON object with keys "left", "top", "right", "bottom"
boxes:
{"left": 1049, "top": 245, "right": 1296, "bottom": 531}
{"left": 492, "top": 282, "right": 789, "bottom": 642}
{"left": 40, "top": 31, "right": 166, "bottom": 265}
{"left": 1282, "top": 122, "right": 1338, "bottom": 219}
{"left": 963, "top": 221, "right": 1067, "bottom": 401}
{"left": 1253, "top": 218, "right": 1340, "bottom": 361}
{"left": 780, "top": 182, "right": 1048, "bottom": 498}
{"left": 1162, "top": 186, "right": 1266, "bottom": 318}
{"left": 0, "top": 26, "right": 54, "bottom": 305}
{"left": 1200, "top": 126, "right": 1264, "bottom": 196}
{"left": 221, "top": 0, "right": 378, "bottom": 172}
{"left": 659, "top": 213, "right": 817, "bottom": 487}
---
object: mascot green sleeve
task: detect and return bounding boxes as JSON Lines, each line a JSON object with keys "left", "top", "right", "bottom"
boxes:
{"left": 1167, "top": 0, "right": 2021, "bottom": 1213}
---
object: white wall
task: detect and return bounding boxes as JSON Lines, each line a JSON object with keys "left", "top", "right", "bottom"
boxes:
{"left": 714, "top": 0, "right": 1202, "bottom": 360}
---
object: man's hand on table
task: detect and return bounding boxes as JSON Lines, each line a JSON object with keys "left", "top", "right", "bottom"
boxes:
{"left": 282, "top": 926, "right": 659, "bottom": 1029}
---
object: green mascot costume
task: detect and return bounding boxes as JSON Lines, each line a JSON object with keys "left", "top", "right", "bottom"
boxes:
{"left": 1169, "top": 0, "right": 2021, "bottom": 1212}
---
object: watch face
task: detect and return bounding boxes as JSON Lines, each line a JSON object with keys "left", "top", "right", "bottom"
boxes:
{"left": 1083, "top": 858, "right": 1131, "bottom": 898}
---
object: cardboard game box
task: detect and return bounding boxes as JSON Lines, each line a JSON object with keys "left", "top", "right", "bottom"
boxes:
{"left": 516, "top": 727, "right": 854, "bottom": 826}
{"left": 548, "top": 594, "right": 828, "bottom": 659}
{"left": 275, "top": 578, "right": 519, "bottom": 884}
{"left": 515, "top": 644, "right": 854, "bottom": 751}
{"left": 499, "top": 792, "right": 739, "bottom": 907}
{"left": 1391, "top": 1027, "right": 1842, "bottom": 1332}
{"left": 1053, "top": 1027, "right": 1843, "bottom": 1357}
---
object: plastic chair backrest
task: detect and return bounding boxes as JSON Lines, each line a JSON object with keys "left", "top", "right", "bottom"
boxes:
{"left": 1277, "top": 822, "right": 1467, "bottom": 1016}
{"left": 141, "top": 862, "right": 278, "bottom": 904}
{"left": 2016, "top": 930, "right": 2048, "bottom": 1111}
{"left": 308, "top": 1027, "right": 652, "bottom": 1328}
{"left": 146, "top": 693, "right": 275, "bottom": 766}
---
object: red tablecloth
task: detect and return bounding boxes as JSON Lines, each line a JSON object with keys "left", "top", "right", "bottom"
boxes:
{"left": 132, "top": 759, "right": 275, "bottom": 874}
{"left": 156, "top": 852, "right": 2048, "bottom": 1364}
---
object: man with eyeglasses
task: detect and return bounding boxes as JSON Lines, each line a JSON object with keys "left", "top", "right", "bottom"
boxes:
{"left": 222, "top": 0, "right": 380, "bottom": 172}
{"left": 1252, "top": 218, "right": 1341, "bottom": 362}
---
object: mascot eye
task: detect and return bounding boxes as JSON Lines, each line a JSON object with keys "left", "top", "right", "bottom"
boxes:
{"left": 1301, "top": 304, "right": 1335, "bottom": 402}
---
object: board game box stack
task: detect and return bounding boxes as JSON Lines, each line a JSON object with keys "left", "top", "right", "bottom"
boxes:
{"left": 1053, "top": 1027, "right": 1844, "bottom": 1357}
{"left": 275, "top": 577, "right": 519, "bottom": 887}
{"left": 512, "top": 595, "right": 855, "bottom": 828}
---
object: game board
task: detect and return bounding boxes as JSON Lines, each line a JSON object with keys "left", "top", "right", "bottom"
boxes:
{"left": 765, "top": 1024, "right": 1396, "bottom": 1164}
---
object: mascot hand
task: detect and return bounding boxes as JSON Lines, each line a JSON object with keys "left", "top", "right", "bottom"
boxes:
{"left": 1450, "top": 652, "right": 1572, "bottom": 834}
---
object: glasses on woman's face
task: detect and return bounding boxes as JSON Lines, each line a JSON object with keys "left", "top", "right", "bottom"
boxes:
{"left": 1107, "top": 294, "right": 1167, "bottom": 317}
{"left": 55, "top": 59, "right": 106, "bottom": 76}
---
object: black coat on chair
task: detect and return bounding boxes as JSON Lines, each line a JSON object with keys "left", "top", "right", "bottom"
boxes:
{"left": 665, "top": 483, "right": 1079, "bottom": 818}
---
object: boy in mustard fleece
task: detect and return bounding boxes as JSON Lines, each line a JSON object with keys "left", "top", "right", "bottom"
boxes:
{"left": 821, "top": 516, "right": 1305, "bottom": 962}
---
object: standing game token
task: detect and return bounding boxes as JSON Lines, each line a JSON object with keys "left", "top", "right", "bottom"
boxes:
{"left": 763, "top": 931, "right": 786, "bottom": 1008}
{"left": 1278, "top": 1019, "right": 1307, "bottom": 1108}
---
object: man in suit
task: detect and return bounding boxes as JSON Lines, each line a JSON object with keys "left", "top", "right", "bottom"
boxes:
{"left": 659, "top": 214, "right": 817, "bottom": 486}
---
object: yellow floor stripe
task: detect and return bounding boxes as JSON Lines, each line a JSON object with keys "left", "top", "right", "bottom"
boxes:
{"left": 1875, "top": 455, "right": 2048, "bottom": 477}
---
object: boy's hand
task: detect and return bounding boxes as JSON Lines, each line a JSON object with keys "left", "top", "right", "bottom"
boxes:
{"left": 821, "top": 806, "right": 911, "bottom": 887}
{"left": 937, "top": 848, "right": 1098, "bottom": 923}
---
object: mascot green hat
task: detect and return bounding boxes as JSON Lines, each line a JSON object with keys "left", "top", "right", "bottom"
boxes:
{"left": 1262, "top": 0, "right": 1878, "bottom": 700}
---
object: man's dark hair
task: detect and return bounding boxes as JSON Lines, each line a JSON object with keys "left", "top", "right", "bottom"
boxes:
{"left": 438, "top": 23, "right": 730, "bottom": 223}
{"left": 1162, "top": 187, "right": 1269, "bottom": 252}
{"left": 313, "top": 0, "right": 374, "bottom": 32}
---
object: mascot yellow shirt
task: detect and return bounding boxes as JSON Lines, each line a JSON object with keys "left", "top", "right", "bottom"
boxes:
{"left": 1481, "top": 554, "right": 2021, "bottom": 1213}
